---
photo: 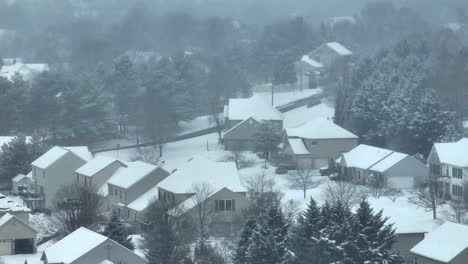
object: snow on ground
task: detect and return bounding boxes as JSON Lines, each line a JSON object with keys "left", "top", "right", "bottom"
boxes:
{"left": 2, "top": 240, "right": 55, "bottom": 264}
{"left": 178, "top": 115, "right": 214, "bottom": 134}
{"left": 283, "top": 98, "right": 335, "bottom": 128}
{"left": 30, "top": 213, "right": 59, "bottom": 241}
{"left": 130, "top": 234, "right": 146, "bottom": 258}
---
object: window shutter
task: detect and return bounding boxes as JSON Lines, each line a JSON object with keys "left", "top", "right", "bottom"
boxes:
{"left": 215, "top": 200, "right": 219, "bottom": 211}
{"left": 232, "top": 199, "right": 236, "bottom": 211}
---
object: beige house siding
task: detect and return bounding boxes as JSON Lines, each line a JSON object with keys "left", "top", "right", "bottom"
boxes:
{"left": 0, "top": 212, "right": 29, "bottom": 224}
{"left": 33, "top": 152, "right": 87, "bottom": 210}
{"left": 0, "top": 217, "right": 37, "bottom": 256}
{"left": 182, "top": 189, "right": 252, "bottom": 237}
{"left": 394, "top": 233, "right": 425, "bottom": 264}
{"left": 76, "top": 161, "right": 125, "bottom": 190}
{"left": 451, "top": 248, "right": 468, "bottom": 264}
{"left": 224, "top": 119, "right": 283, "bottom": 151}
{"left": 383, "top": 156, "right": 429, "bottom": 189}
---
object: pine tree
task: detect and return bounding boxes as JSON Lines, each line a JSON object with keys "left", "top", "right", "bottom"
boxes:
{"left": 233, "top": 217, "right": 257, "bottom": 264}
{"left": 246, "top": 206, "right": 291, "bottom": 264}
{"left": 291, "top": 198, "right": 321, "bottom": 264}
{"left": 102, "top": 212, "right": 134, "bottom": 250}
{"left": 272, "top": 51, "right": 297, "bottom": 86}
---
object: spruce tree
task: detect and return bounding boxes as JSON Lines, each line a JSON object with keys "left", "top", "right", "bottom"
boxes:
{"left": 102, "top": 212, "right": 135, "bottom": 250}
{"left": 291, "top": 198, "right": 321, "bottom": 264}
{"left": 233, "top": 217, "right": 257, "bottom": 264}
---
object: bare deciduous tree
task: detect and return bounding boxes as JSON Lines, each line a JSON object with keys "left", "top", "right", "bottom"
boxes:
{"left": 286, "top": 169, "right": 321, "bottom": 198}
{"left": 446, "top": 201, "right": 468, "bottom": 224}
{"left": 323, "top": 180, "right": 366, "bottom": 208}
{"left": 52, "top": 183, "right": 105, "bottom": 234}
{"left": 209, "top": 112, "right": 224, "bottom": 142}
{"left": 408, "top": 187, "right": 441, "bottom": 220}
{"left": 366, "top": 173, "right": 385, "bottom": 198}
{"left": 383, "top": 188, "right": 403, "bottom": 202}
{"left": 244, "top": 168, "right": 282, "bottom": 212}
{"left": 132, "top": 146, "right": 160, "bottom": 164}
{"left": 190, "top": 183, "right": 214, "bottom": 243}
{"left": 221, "top": 151, "right": 254, "bottom": 169}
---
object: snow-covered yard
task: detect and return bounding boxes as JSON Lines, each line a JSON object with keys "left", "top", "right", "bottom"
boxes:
{"left": 254, "top": 86, "right": 322, "bottom": 108}
{"left": 283, "top": 98, "right": 335, "bottom": 128}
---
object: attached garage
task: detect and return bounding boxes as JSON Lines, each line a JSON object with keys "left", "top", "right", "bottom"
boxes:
{"left": 0, "top": 240, "right": 12, "bottom": 255}
{"left": 0, "top": 213, "right": 37, "bottom": 256}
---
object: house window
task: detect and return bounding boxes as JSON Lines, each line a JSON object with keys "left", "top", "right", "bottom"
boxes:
{"left": 413, "top": 256, "right": 418, "bottom": 264}
{"left": 33, "top": 168, "right": 36, "bottom": 178}
{"left": 114, "top": 188, "right": 117, "bottom": 196}
{"left": 128, "top": 209, "right": 130, "bottom": 218}
{"left": 118, "top": 207, "right": 121, "bottom": 216}
{"left": 452, "top": 168, "right": 463, "bottom": 179}
{"left": 109, "top": 185, "right": 113, "bottom": 195}
{"left": 452, "top": 185, "right": 463, "bottom": 196}
{"left": 42, "top": 172, "right": 46, "bottom": 179}
{"left": 124, "top": 191, "right": 127, "bottom": 201}
{"left": 311, "top": 141, "right": 318, "bottom": 145}
{"left": 76, "top": 175, "right": 79, "bottom": 184}
{"left": 215, "top": 200, "right": 236, "bottom": 211}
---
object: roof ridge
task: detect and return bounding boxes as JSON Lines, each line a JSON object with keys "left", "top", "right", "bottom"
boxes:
{"left": 367, "top": 151, "right": 395, "bottom": 170}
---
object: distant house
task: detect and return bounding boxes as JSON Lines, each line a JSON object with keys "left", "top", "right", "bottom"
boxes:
{"left": 24, "top": 146, "right": 92, "bottom": 210}
{"left": 0, "top": 63, "right": 49, "bottom": 82}
{"left": 12, "top": 172, "right": 34, "bottom": 194}
{"left": 282, "top": 118, "right": 358, "bottom": 169}
{"left": 0, "top": 213, "right": 37, "bottom": 256}
{"left": 36, "top": 227, "right": 147, "bottom": 264}
{"left": 223, "top": 96, "right": 283, "bottom": 150}
{"left": 337, "top": 145, "right": 428, "bottom": 189}
{"left": 410, "top": 221, "right": 468, "bottom": 264}
{"left": 463, "top": 120, "right": 468, "bottom": 136}
{"left": 299, "top": 41, "right": 352, "bottom": 88}
{"left": 1, "top": 58, "right": 23, "bottom": 66}
{"left": 427, "top": 138, "right": 468, "bottom": 201}
{"left": 106, "top": 161, "right": 169, "bottom": 221}
{"left": 157, "top": 157, "right": 251, "bottom": 236}
{"left": 0, "top": 193, "right": 31, "bottom": 224}
{"left": 75, "top": 156, "right": 127, "bottom": 208}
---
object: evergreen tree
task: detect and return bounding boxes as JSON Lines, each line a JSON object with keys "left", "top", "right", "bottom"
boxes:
{"left": 0, "top": 136, "right": 31, "bottom": 185}
{"left": 291, "top": 198, "right": 321, "bottom": 264}
{"left": 233, "top": 217, "right": 257, "bottom": 264}
{"left": 272, "top": 51, "right": 297, "bottom": 86}
{"left": 102, "top": 212, "right": 134, "bottom": 250}
{"left": 252, "top": 122, "right": 281, "bottom": 161}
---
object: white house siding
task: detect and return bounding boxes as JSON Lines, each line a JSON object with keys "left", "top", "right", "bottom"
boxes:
{"left": 383, "top": 156, "right": 429, "bottom": 189}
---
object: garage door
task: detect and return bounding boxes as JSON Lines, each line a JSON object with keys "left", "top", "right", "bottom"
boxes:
{"left": 0, "top": 240, "right": 12, "bottom": 256}
{"left": 313, "top": 158, "right": 329, "bottom": 169}
{"left": 388, "top": 177, "right": 414, "bottom": 189}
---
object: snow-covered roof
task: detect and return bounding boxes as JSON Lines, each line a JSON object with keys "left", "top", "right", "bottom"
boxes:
{"left": 0, "top": 213, "right": 14, "bottom": 228}
{"left": 285, "top": 118, "right": 358, "bottom": 140}
{"left": 433, "top": 138, "right": 468, "bottom": 167}
{"left": 0, "top": 193, "right": 30, "bottom": 212}
{"left": 107, "top": 161, "right": 158, "bottom": 189}
{"left": 31, "top": 146, "right": 92, "bottom": 170}
{"left": 341, "top": 144, "right": 409, "bottom": 172}
{"left": 287, "top": 138, "right": 310, "bottom": 155}
{"left": 227, "top": 95, "right": 283, "bottom": 121}
{"left": 127, "top": 185, "right": 159, "bottom": 212}
{"left": 326, "top": 42, "right": 352, "bottom": 56}
{"left": 12, "top": 173, "right": 26, "bottom": 183}
{"left": 410, "top": 221, "right": 468, "bottom": 263}
{"left": 0, "top": 213, "right": 36, "bottom": 233}
{"left": 75, "top": 156, "right": 124, "bottom": 177}
{"left": 44, "top": 227, "right": 108, "bottom": 264}
{"left": 301, "top": 55, "right": 323, "bottom": 68}
{"left": 157, "top": 157, "right": 246, "bottom": 194}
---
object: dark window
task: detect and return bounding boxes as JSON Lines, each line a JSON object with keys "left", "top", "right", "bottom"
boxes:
{"left": 452, "top": 185, "right": 463, "bottom": 196}
{"left": 114, "top": 188, "right": 117, "bottom": 196}
{"left": 215, "top": 200, "right": 235, "bottom": 211}
{"left": 453, "top": 168, "right": 463, "bottom": 179}
{"left": 226, "top": 200, "right": 232, "bottom": 211}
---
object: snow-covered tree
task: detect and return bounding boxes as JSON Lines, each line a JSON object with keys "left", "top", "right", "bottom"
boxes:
{"left": 233, "top": 217, "right": 257, "bottom": 264}
{"left": 252, "top": 122, "right": 281, "bottom": 161}
{"left": 102, "top": 212, "right": 134, "bottom": 250}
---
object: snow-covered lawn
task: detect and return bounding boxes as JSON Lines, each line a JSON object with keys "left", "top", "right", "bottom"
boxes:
{"left": 178, "top": 115, "right": 213, "bottom": 135}
{"left": 30, "top": 213, "right": 59, "bottom": 241}
{"left": 130, "top": 234, "right": 146, "bottom": 258}
{"left": 283, "top": 98, "right": 335, "bottom": 128}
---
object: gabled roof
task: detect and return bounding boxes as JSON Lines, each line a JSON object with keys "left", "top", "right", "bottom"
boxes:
{"left": 0, "top": 213, "right": 37, "bottom": 234}
{"left": 31, "top": 146, "right": 92, "bottom": 170}
{"left": 127, "top": 185, "right": 159, "bottom": 212}
{"left": 341, "top": 144, "right": 409, "bottom": 172}
{"left": 285, "top": 118, "right": 358, "bottom": 140}
{"left": 287, "top": 138, "right": 310, "bottom": 155}
{"left": 433, "top": 138, "right": 468, "bottom": 167}
{"left": 301, "top": 55, "right": 323, "bottom": 68}
{"left": 75, "top": 156, "right": 125, "bottom": 177}
{"left": 157, "top": 156, "right": 246, "bottom": 194}
{"left": 223, "top": 117, "right": 259, "bottom": 137}
{"left": 12, "top": 173, "right": 26, "bottom": 183}
{"left": 43, "top": 227, "right": 108, "bottom": 264}
{"left": 226, "top": 95, "right": 283, "bottom": 121}
{"left": 107, "top": 161, "right": 159, "bottom": 189}
{"left": 410, "top": 221, "right": 468, "bottom": 263}
{"left": 326, "top": 42, "right": 352, "bottom": 56}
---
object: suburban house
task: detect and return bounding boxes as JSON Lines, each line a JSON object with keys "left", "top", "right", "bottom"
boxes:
{"left": 463, "top": 120, "right": 468, "bottom": 136}
{"left": 394, "top": 229, "right": 427, "bottom": 264}
{"left": 337, "top": 144, "right": 428, "bottom": 189}
{"left": 223, "top": 96, "right": 283, "bottom": 150}
{"left": 299, "top": 41, "right": 352, "bottom": 87}
{"left": 12, "top": 172, "right": 34, "bottom": 194}
{"left": 282, "top": 118, "right": 358, "bottom": 169}
{"left": 75, "top": 156, "right": 127, "bottom": 208}
{"left": 0, "top": 193, "right": 31, "bottom": 223}
{"left": 23, "top": 146, "right": 92, "bottom": 210}
{"left": 427, "top": 138, "right": 468, "bottom": 201}
{"left": 0, "top": 213, "right": 37, "bottom": 256}
{"left": 0, "top": 62, "right": 49, "bottom": 82}
{"left": 106, "top": 161, "right": 169, "bottom": 221}
{"left": 410, "top": 221, "right": 468, "bottom": 264}
{"left": 35, "top": 227, "right": 147, "bottom": 264}
{"left": 156, "top": 157, "right": 251, "bottom": 236}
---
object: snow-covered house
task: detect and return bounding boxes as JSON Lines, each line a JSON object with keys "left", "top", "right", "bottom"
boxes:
{"left": 24, "top": 146, "right": 92, "bottom": 210}
{"left": 394, "top": 229, "right": 427, "bottom": 264}
{"left": 0, "top": 193, "right": 31, "bottom": 223}
{"left": 0, "top": 213, "right": 37, "bottom": 256}
{"left": 410, "top": 221, "right": 468, "bottom": 264}
{"left": 337, "top": 145, "right": 428, "bottom": 189}
{"left": 75, "top": 156, "right": 127, "bottom": 207}
{"left": 282, "top": 118, "right": 358, "bottom": 169}
{"left": 428, "top": 138, "right": 468, "bottom": 201}
{"left": 157, "top": 157, "right": 251, "bottom": 236}
{"left": 35, "top": 227, "right": 147, "bottom": 264}
{"left": 106, "top": 161, "right": 169, "bottom": 221}
{"left": 0, "top": 63, "right": 49, "bottom": 82}
{"left": 300, "top": 41, "right": 352, "bottom": 87}
{"left": 223, "top": 96, "right": 283, "bottom": 150}
{"left": 12, "top": 172, "right": 34, "bottom": 194}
